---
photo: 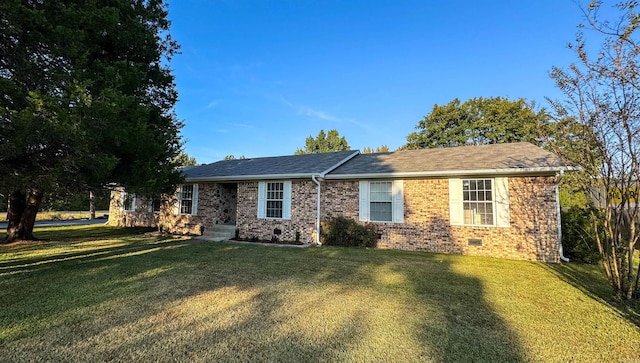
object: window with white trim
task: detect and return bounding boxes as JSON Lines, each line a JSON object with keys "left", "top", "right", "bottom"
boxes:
{"left": 266, "top": 182, "right": 284, "bottom": 218}
{"left": 370, "top": 181, "right": 393, "bottom": 222}
{"left": 462, "top": 179, "right": 494, "bottom": 225}
{"left": 123, "top": 193, "right": 136, "bottom": 211}
{"left": 359, "top": 180, "right": 404, "bottom": 223}
{"left": 257, "top": 181, "right": 291, "bottom": 220}
{"left": 179, "top": 185, "right": 194, "bottom": 214}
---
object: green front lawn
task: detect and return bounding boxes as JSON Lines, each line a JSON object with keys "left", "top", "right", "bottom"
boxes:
{"left": 1, "top": 225, "right": 639, "bottom": 362}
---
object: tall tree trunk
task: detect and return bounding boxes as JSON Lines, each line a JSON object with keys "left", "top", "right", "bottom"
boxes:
{"left": 2, "top": 189, "right": 43, "bottom": 243}
{"left": 20, "top": 189, "right": 43, "bottom": 240}
{"left": 4, "top": 190, "right": 26, "bottom": 243}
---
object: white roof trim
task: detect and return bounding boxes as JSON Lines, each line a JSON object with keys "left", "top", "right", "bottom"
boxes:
{"left": 186, "top": 173, "right": 313, "bottom": 182}
{"left": 319, "top": 150, "right": 360, "bottom": 177}
{"left": 185, "top": 166, "right": 578, "bottom": 182}
{"left": 324, "top": 166, "right": 577, "bottom": 180}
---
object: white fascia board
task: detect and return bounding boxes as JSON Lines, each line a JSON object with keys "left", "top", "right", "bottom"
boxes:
{"left": 319, "top": 151, "right": 361, "bottom": 177}
{"left": 185, "top": 173, "right": 312, "bottom": 182}
{"left": 324, "top": 166, "right": 577, "bottom": 180}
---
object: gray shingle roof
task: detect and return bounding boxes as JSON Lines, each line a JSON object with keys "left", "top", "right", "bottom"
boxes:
{"left": 182, "top": 143, "right": 570, "bottom": 181}
{"left": 183, "top": 150, "right": 358, "bottom": 181}
{"left": 328, "top": 142, "right": 569, "bottom": 178}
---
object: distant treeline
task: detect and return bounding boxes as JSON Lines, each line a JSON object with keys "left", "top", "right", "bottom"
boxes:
{"left": 1, "top": 190, "right": 111, "bottom": 213}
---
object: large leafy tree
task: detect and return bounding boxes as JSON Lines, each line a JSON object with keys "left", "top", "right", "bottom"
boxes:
{"left": 549, "top": 1, "right": 640, "bottom": 300}
{"left": 174, "top": 152, "right": 198, "bottom": 166}
{"left": 295, "top": 129, "right": 350, "bottom": 154}
{"left": 403, "top": 97, "right": 549, "bottom": 149}
{"left": 0, "top": 0, "right": 183, "bottom": 242}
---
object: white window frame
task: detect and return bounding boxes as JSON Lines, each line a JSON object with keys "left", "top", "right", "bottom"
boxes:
{"left": 266, "top": 182, "right": 284, "bottom": 218}
{"left": 359, "top": 180, "right": 404, "bottom": 223}
{"left": 176, "top": 184, "right": 198, "bottom": 215}
{"left": 257, "top": 181, "right": 291, "bottom": 220}
{"left": 369, "top": 181, "right": 393, "bottom": 222}
{"left": 449, "top": 177, "right": 509, "bottom": 227}
{"left": 121, "top": 192, "right": 136, "bottom": 212}
{"left": 462, "top": 178, "right": 495, "bottom": 226}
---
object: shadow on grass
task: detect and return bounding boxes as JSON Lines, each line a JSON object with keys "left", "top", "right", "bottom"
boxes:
{"left": 543, "top": 262, "right": 640, "bottom": 328}
{"left": 0, "top": 225, "right": 525, "bottom": 361}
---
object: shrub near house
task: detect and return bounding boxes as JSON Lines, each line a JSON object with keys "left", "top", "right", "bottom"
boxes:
{"left": 109, "top": 143, "right": 574, "bottom": 262}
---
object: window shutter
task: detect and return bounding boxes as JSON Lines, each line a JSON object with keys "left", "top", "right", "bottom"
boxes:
{"left": 283, "top": 180, "right": 292, "bottom": 220}
{"left": 257, "top": 181, "right": 266, "bottom": 218}
{"left": 448, "top": 178, "right": 463, "bottom": 225}
{"left": 191, "top": 184, "right": 199, "bottom": 216}
{"left": 173, "top": 187, "right": 180, "bottom": 214}
{"left": 120, "top": 192, "right": 126, "bottom": 211}
{"left": 495, "top": 177, "right": 510, "bottom": 227}
{"left": 392, "top": 180, "right": 404, "bottom": 223}
{"left": 359, "top": 180, "right": 369, "bottom": 222}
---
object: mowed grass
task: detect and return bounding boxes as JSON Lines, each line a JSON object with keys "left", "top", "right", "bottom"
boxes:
{"left": 1, "top": 226, "right": 639, "bottom": 362}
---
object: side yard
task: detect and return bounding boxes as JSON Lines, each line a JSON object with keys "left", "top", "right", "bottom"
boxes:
{"left": 0, "top": 225, "right": 638, "bottom": 362}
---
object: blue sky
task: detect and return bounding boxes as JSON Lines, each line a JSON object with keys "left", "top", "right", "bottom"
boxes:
{"left": 167, "top": 0, "right": 590, "bottom": 163}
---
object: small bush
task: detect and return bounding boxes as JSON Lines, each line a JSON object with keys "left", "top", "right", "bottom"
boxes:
{"left": 321, "top": 217, "right": 378, "bottom": 248}
{"left": 561, "top": 207, "right": 602, "bottom": 264}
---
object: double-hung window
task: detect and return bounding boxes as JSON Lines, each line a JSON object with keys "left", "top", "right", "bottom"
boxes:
{"left": 266, "top": 182, "right": 284, "bottom": 218}
{"left": 369, "top": 181, "right": 393, "bottom": 222}
{"left": 258, "top": 181, "right": 292, "bottom": 220}
{"left": 449, "top": 177, "right": 509, "bottom": 227}
{"left": 462, "top": 179, "right": 494, "bottom": 225}
{"left": 359, "top": 180, "right": 404, "bottom": 223}
{"left": 177, "top": 184, "right": 198, "bottom": 215}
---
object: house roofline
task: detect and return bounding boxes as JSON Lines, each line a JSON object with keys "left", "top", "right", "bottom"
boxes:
{"left": 319, "top": 150, "right": 361, "bottom": 177}
{"left": 184, "top": 166, "right": 578, "bottom": 182}
{"left": 185, "top": 173, "right": 315, "bottom": 182}
{"left": 323, "top": 166, "right": 578, "bottom": 180}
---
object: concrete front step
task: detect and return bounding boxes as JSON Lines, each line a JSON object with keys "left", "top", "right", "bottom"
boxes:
{"left": 197, "top": 225, "right": 237, "bottom": 242}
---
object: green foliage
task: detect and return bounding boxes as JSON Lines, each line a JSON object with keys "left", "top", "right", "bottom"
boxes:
{"left": 361, "top": 145, "right": 390, "bottom": 153}
{"left": 40, "top": 189, "right": 110, "bottom": 211}
{"left": 561, "top": 207, "right": 602, "bottom": 264}
{"left": 321, "top": 216, "right": 378, "bottom": 248}
{"left": 295, "top": 129, "right": 350, "bottom": 154}
{"left": 549, "top": 2, "right": 640, "bottom": 300}
{"left": 174, "top": 152, "right": 197, "bottom": 166}
{"left": 403, "top": 97, "right": 549, "bottom": 150}
{"left": 223, "top": 155, "right": 246, "bottom": 160}
{"left": 0, "top": 0, "right": 183, "bottom": 198}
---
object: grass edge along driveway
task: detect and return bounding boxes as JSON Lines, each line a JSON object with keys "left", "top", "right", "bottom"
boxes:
{"left": 0, "top": 225, "right": 639, "bottom": 362}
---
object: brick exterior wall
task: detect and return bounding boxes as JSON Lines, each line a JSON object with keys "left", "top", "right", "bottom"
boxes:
{"left": 236, "top": 180, "right": 318, "bottom": 242}
{"left": 109, "top": 175, "right": 561, "bottom": 262}
{"left": 107, "top": 189, "right": 159, "bottom": 228}
{"left": 108, "top": 182, "right": 237, "bottom": 235}
{"left": 321, "top": 176, "right": 560, "bottom": 262}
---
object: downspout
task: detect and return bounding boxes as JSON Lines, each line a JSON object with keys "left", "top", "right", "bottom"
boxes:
{"left": 312, "top": 174, "right": 322, "bottom": 245}
{"left": 556, "top": 170, "right": 570, "bottom": 262}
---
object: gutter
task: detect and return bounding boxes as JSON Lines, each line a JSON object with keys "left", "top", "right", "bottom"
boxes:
{"left": 556, "top": 170, "right": 570, "bottom": 262}
{"left": 323, "top": 166, "right": 577, "bottom": 180}
{"left": 312, "top": 174, "right": 322, "bottom": 245}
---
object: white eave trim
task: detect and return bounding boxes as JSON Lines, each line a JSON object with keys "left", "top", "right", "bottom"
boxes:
{"left": 324, "top": 166, "right": 578, "bottom": 180}
{"left": 186, "top": 173, "right": 315, "bottom": 182}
